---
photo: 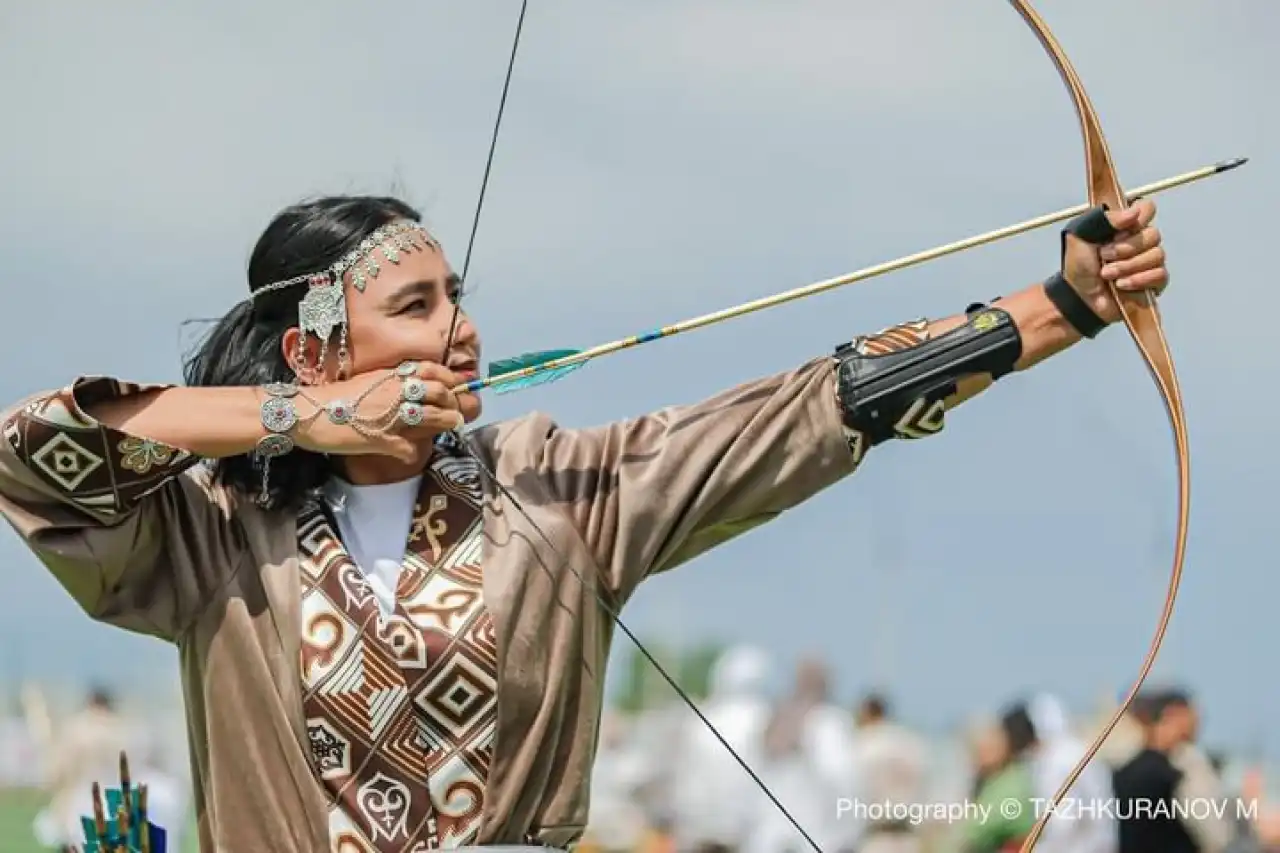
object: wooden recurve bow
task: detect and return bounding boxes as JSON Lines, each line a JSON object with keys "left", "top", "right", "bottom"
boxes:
{"left": 1007, "top": 3, "right": 1191, "bottom": 852}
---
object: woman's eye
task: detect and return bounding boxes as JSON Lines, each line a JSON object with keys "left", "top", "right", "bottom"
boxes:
{"left": 400, "top": 299, "right": 428, "bottom": 313}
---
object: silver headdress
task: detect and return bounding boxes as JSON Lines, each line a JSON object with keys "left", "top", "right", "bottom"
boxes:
{"left": 247, "top": 219, "right": 435, "bottom": 379}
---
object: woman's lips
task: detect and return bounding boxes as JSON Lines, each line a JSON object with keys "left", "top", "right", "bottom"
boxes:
{"left": 449, "top": 362, "right": 478, "bottom": 380}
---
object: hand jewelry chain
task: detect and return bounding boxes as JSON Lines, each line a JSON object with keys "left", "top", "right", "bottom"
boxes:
{"left": 251, "top": 360, "right": 437, "bottom": 503}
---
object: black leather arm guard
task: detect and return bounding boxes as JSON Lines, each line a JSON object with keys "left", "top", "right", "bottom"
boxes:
{"left": 834, "top": 304, "right": 1023, "bottom": 448}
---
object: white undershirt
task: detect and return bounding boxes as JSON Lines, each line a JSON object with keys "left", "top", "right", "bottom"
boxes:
{"left": 323, "top": 475, "right": 422, "bottom": 616}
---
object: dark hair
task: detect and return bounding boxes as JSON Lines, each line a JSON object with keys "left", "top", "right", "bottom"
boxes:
{"left": 1000, "top": 702, "right": 1037, "bottom": 756}
{"left": 1130, "top": 690, "right": 1161, "bottom": 725}
{"left": 88, "top": 685, "right": 115, "bottom": 710}
{"left": 859, "top": 692, "right": 890, "bottom": 719}
{"left": 1149, "top": 687, "right": 1193, "bottom": 721}
{"left": 182, "top": 195, "right": 422, "bottom": 509}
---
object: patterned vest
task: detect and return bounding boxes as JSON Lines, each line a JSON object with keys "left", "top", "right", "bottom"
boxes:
{"left": 299, "top": 454, "right": 497, "bottom": 851}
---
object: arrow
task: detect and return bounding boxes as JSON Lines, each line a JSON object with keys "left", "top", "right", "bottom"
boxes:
{"left": 461, "top": 157, "right": 1246, "bottom": 395}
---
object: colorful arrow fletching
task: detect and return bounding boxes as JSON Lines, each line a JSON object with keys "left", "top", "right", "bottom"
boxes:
{"left": 80, "top": 775, "right": 167, "bottom": 853}
{"left": 79, "top": 788, "right": 167, "bottom": 853}
{"left": 485, "top": 348, "right": 585, "bottom": 395}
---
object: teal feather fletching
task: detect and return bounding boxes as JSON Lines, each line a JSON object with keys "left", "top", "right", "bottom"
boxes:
{"left": 79, "top": 785, "right": 168, "bottom": 852}
{"left": 486, "top": 348, "right": 585, "bottom": 395}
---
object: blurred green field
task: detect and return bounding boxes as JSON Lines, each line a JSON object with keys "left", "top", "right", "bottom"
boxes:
{"left": 0, "top": 789, "right": 197, "bottom": 853}
{"left": 0, "top": 790, "right": 45, "bottom": 853}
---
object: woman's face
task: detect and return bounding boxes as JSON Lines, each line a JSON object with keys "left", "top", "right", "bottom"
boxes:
{"left": 286, "top": 232, "right": 484, "bottom": 425}
{"left": 972, "top": 726, "right": 1009, "bottom": 773}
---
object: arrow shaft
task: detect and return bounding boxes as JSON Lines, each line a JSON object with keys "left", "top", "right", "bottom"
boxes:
{"left": 461, "top": 158, "right": 1243, "bottom": 394}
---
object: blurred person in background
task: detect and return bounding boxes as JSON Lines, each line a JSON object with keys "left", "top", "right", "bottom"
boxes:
{"left": 1099, "top": 691, "right": 1158, "bottom": 768}
{"left": 28, "top": 686, "right": 131, "bottom": 851}
{"left": 962, "top": 705, "right": 1035, "bottom": 853}
{"left": 670, "top": 645, "right": 774, "bottom": 853}
{"left": 582, "top": 711, "right": 650, "bottom": 853}
{"left": 1167, "top": 690, "right": 1233, "bottom": 853}
{"left": 793, "top": 658, "right": 860, "bottom": 852}
{"left": 626, "top": 700, "right": 688, "bottom": 853}
{"left": 967, "top": 718, "right": 1009, "bottom": 801}
{"left": 1113, "top": 688, "right": 1230, "bottom": 853}
{"left": 850, "top": 691, "right": 928, "bottom": 853}
{"left": 1229, "top": 767, "right": 1280, "bottom": 853}
{"left": 0, "top": 691, "right": 41, "bottom": 789}
{"left": 744, "top": 695, "right": 850, "bottom": 853}
{"left": 1021, "top": 693, "right": 1117, "bottom": 853}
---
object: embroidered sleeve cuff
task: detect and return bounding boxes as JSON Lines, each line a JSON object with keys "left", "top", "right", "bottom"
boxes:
{"left": 1, "top": 377, "right": 197, "bottom": 518}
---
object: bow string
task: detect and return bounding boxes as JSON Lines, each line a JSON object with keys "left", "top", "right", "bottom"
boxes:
{"left": 438, "top": 4, "right": 1211, "bottom": 852}
{"left": 438, "top": 3, "right": 823, "bottom": 850}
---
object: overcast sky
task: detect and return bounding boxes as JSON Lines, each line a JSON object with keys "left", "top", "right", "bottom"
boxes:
{"left": 1, "top": 1, "right": 1276, "bottom": 751}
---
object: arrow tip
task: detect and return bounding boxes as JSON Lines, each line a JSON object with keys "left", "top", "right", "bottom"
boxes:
{"left": 1215, "top": 157, "right": 1249, "bottom": 172}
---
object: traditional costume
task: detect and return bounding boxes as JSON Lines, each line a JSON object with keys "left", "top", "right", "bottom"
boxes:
{"left": 1, "top": 212, "right": 1072, "bottom": 850}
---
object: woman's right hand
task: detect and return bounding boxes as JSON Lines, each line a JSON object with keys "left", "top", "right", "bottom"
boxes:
{"left": 294, "top": 362, "right": 466, "bottom": 462}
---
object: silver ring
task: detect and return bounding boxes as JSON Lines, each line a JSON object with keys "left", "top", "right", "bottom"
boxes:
{"left": 396, "top": 361, "right": 418, "bottom": 377}
{"left": 398, "top": 401, "right": 425, "bottom": 427}
{"left": 401, "top": 377, "right": 428, "bottom": 403}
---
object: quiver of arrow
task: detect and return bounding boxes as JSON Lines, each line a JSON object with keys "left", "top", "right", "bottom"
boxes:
{"left": 76, "top": 751, "right": 167, "bottom": 853}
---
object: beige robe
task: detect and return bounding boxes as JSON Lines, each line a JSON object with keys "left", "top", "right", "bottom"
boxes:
{"left": 0, "top": 354, "right": 890, "bottom": 852}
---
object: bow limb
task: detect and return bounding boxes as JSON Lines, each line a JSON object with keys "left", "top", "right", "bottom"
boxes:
{"left": 1007, "top": 3, "right": 1191, "bottom": 852}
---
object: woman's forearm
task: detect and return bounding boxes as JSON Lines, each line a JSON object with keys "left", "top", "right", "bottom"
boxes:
{"left": 1003, "top": 282, "right": 1084, "bottom": 370}
{"left": 82, "top": 385, "right": 268, "bottom": 458}
{"left": 81, "top": 285, "right": 1078, "bottom": 460}
{"left": 934, "top": 282, "right": 1084, "bottom": 410}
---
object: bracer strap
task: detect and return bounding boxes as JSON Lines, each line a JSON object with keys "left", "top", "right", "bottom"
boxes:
{"left": 835, "top": 305, "right": 1023, "bottom": 447}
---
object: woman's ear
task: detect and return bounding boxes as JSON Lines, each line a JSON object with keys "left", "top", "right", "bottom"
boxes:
{"left": 280, "top": 327, "right": 325, "bottom": 385}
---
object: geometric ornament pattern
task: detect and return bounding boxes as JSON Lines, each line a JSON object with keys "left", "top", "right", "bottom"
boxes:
{"left": 299, "top": 454, "right": 498, "bottom": 852}
{"left": 1, "top": 378, "right": 194, "bottom": 517}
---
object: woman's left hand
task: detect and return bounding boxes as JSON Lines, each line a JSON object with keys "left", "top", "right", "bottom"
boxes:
{"left": 1063, "top": 197, "right": 1169, "bottom": 325}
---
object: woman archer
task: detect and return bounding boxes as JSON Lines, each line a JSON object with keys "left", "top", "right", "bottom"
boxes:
{"left": 0, "top": 192, "right": 1169, "bottom": 852}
